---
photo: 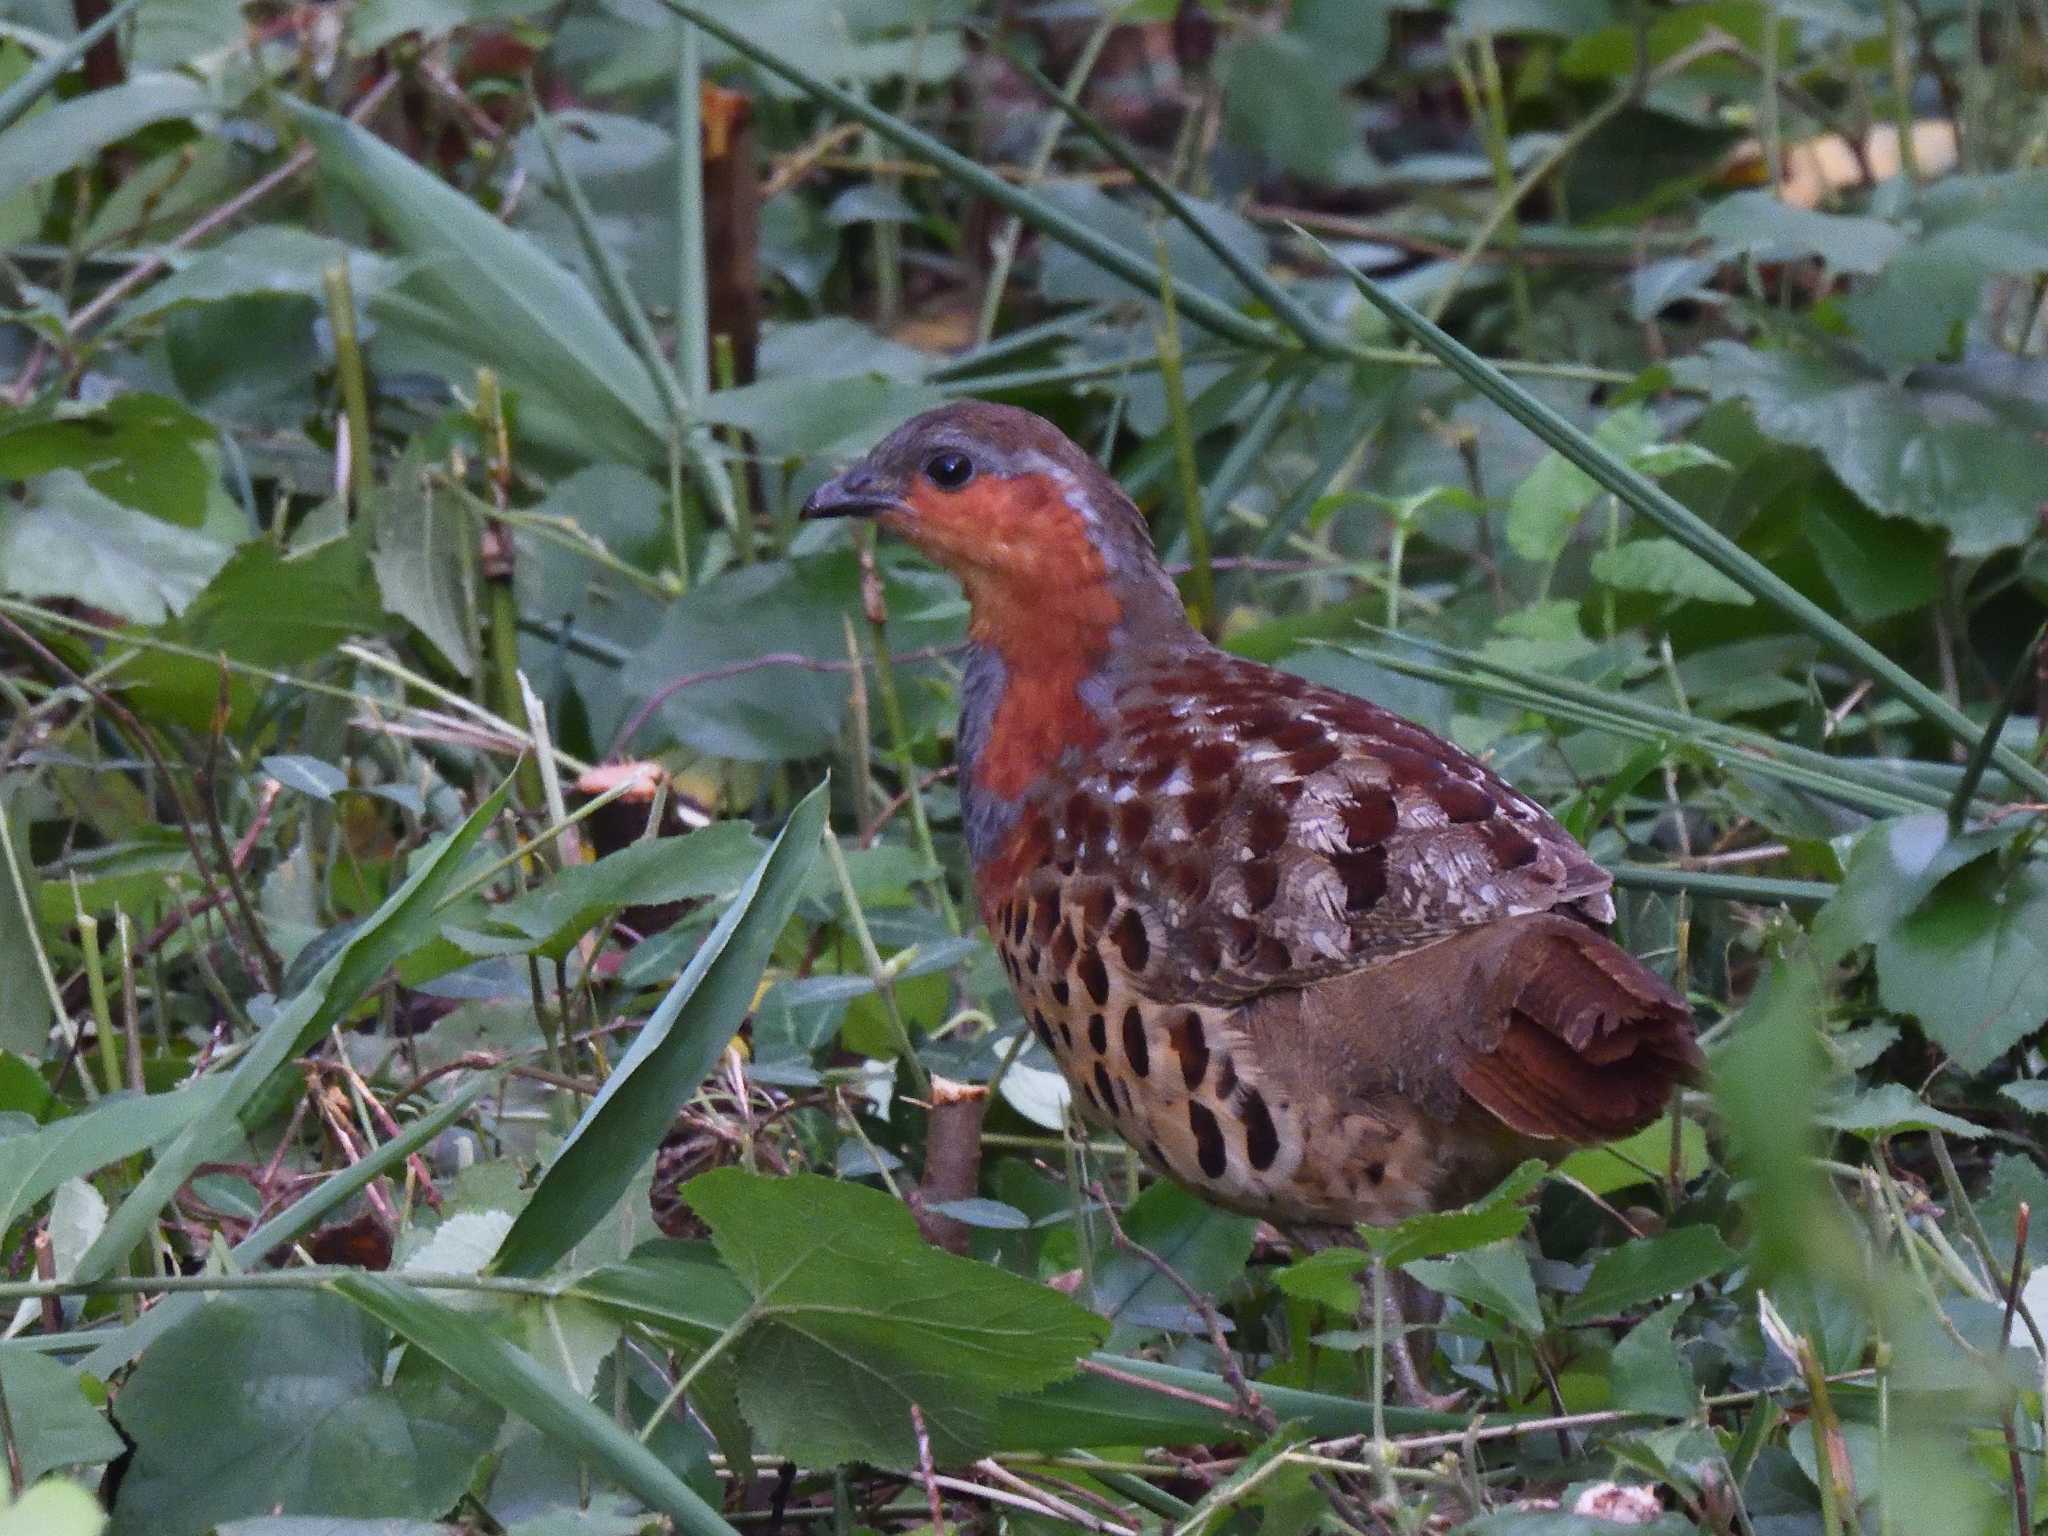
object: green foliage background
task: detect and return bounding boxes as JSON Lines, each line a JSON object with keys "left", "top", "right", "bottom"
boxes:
{"left": 0, "top": 0, "right": 2045, "bottom": 1533}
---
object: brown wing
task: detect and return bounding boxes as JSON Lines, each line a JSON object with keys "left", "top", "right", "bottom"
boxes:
{"left": 1236, "top": 912, "right": 1703, "bottom": 1145}
{"left": 1040, "top": 645, "right": 1615, "bottom": 1006}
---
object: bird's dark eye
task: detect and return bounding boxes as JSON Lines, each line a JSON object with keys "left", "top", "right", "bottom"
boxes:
{"left": 924, "top": 451, "right": 974, "bottom": 491}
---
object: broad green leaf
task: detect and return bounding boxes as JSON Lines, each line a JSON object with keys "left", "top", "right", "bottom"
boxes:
{"left": 262, "top": 755, "right": 350, "bottom": 802}
{"left": 1292, "top": 0, "right": 1390, "bottom": 79}
{"left": 1876, "top": 857, "right": 2048, "bottom": 1073}
{"left": 371, "top": 456, "right": 478, "bottom": 677}
{"left": 1082, "top": 1179, "right": 1259, "bottom": 1344}
{"left": 290, "top": 103, "right": 667, "bottom": 469}
{"left": 110, "top": 1292, "right": 498, "bottom": 1536}
{"left": 0, "top": 471, "right": 234, "bottom": 624}
{"left": 1562, "top": 1225, "right": 1738, "bottom": 1325}
{"left": 0, "top": 1077, "right": 233, "bottom": 1236}
{"left": 1359, "top": 1159, "right": 1546, "bottom": 1267}
{"left": 76, "top": 1073, "right": 499, "bottom": 1380}
{"left": 1699, "top": 191, "right": 1905, "bottom": 274}
{"left": 492, "top": 784, "right": 825, "bottom": 1277}
{"left": 122, "top": 525, "right": 384, "bottom": 730}
{"left": 76, "top": 780, "right": 512, "bottom": 1284}
{"left": 0, "top": 395, "right": 213, "bottom": 527}
{"left": 0, "top": 1481, "right": 105, "bottom": 1536}
{"left": 2000, "top": 1081, "right": 2048, "bottom": 1116}
{"left": 1610, "top": 1300, "right": 1695, "bottom": 1417}
{"left": 1505, "top": 406, "right": 1659, "bottom": 565}
{"left": 1405, "top": 1240, "right": 1543, "bottom": 1333}
{"left": 480, "top": 821, "right": 765, "bottom": 959}
{"left": 699, "top": 376, "right": 944, "bottom": 459}
{"left": 1590, "top": 536, "right": 1756, "bottom": 605}
{"left": 1812, "top": 813, "right": 2020, "bottom": 963}
{"left": 1220, "top": 32, "right": 1375, "bottom": 184}
{"left": 332, "top": 1276, "right": 737, "bottom": 1536}
{"left": 0, "top": 1351, "right": 124, "bottom": 1480}
{"left": 128, "top": 230, "right": 395, "bottom": 322}
{"left": 1674, "top": 341, "right": 2041, "bottom": 555}
{"left": 1815, "top": 1084, "right": 1986, "bottom": 1139}
{"left": 350, "top": 0, "right": 551, "bottom": 51}
{"left": 680, "top": 1168, "right": 1110, "bottom": 1464}
{"left": 1558, "top": 1115, "right": 1710, "bottom": 1196}
{"left": 0, "top": 75, "right": 216, "bottom": 204}
{"left": 1800, "top": 478, "right": 1943, "bottom": 623}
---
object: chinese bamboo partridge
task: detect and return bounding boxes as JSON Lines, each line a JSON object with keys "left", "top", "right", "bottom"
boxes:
{"left": 804, "top": 401, "right": 1701, "bottom": 1240}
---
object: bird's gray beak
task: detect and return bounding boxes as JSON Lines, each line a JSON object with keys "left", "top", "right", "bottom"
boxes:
{"left": 800, "top": 468, "right": 901, "bottom": 521}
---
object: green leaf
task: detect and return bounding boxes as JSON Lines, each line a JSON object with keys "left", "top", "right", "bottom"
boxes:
{"left": 334, "top": 1275, "right": 739, "bottom": 1536}
{"left": 2000, "top": 1081, "right": 2048, "bottom": 1116}
{"left": 126, "top": 228, "right": 397, "bottom": 321}
{"left": 1813, "top": 813, "right": 2019, "bottom": 964}
{"left": 1590, "top": 536, "right": 1756, "bottom": 606}
{"left": 75, "top": 1073, "right": 500, "bottom": 1380}
{"left": 289, "top": 103, "right": 667, "bottom": 469}
{"left": 1800, "top": 478, "right": 1943, "bottom": 623}
{"left": 1505, "top": 406, "right": 1659, "bottom": 565}
{"left": 0, "top": 75, "right": 216, "bottom": 204}
{"left": 76, "top": 780, "right": 512, "bottom": 1285}
{"left": 1558, "top": 1115, "right": 1710, "bottom": 1196}
{"left": 492, "top": 784, "right": 825, "bottom": 1277}
{"left": 0, "top": 1077, "right": 233, "bottom": 1236}
{"left": 262, "top": 755, "right": 349, "bottom": 802}
{"left": 1674, "top": 341, "right": 2041, "bottom": 556}
{"left": 481, "top": 821, "right": 766, "bottom": 959}
{"left": 0, "top": 471, "right": 234, "bottom": 624}
{"left": 1699, "top": 190, "right": 1906, "bottom": 274}
{"left": 1562, "top": 1225, "right": 1737, "bottom": 1325}
{"left": 0, "top": 1481, "right": 106, "bottom": 1536}
{"left": 1610, "top": 1299, "right": 1696, "bottom": 1417}
{"left": 1220, "top": 32, "right": 1374, "bottom": 184}
{"left": 1815, "top": 1084, "right": 1986, "bottom": 1139}
{"left": 1875, "top": 856, "right": 2048, "bottom": 1073}
{"left": 0, "top": 395, "right": 214, "bottom": 527}
{"left": 681, "top": 1168, "right": 1110, "bottom": 1464}
{"left": 0, "top": 1351, "right": 124, "bottom": 1481}
{"left": 1083, "top": 1180, "right": 1258, "bottom": 1345}
{"left": 1405, "top": 1240, "right": 1543, "bottom": 1334}
{"left": 1360, "top": 1160, "right": 1546, "bottom": 1267}
{"left": 110, "top": 1292, "right": 498, "bottom": 1536}
{"left": 370, "top": 455, "right": 478, "bottom": 677}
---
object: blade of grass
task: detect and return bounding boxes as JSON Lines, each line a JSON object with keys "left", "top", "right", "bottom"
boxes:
{"left": 1345, "top": 641, "right": 1957, "bottom": 817}
{"left": 335, "top": 1273, "right": 741, "bottom": 1536}
{"left": 1312, "top": 234, "right": 2048, "bottom": 804}
{"left": 490, "top": 782, "right": 827, "bottom": 1277}
{"left": 73, "top": 1069, "right": 503, "bottom": 1378}
{"left": 1947, "top": 621, "right": 2046, "bottom": 833}
{"left": 0, "top": 0, "right": 151, "bottom": 135}
{"left": 657, "top": 0, "right": 1279, "bottom": 353}
{"left": 74, "top": 777, "right": 513, "bottom": 1285}
{"left": 1608, "top": 863, "right": 1836, "bottom": 906}
{"left": 674, "top": 17, "right": 710, "bottom": 407}
{"left": 984, "top": 28, "right": 1340, "bottom": 356}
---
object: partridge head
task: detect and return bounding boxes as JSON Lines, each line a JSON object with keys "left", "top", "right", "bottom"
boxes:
{"left": 805, "top": 401, "right": 1701, "bottom": 1233}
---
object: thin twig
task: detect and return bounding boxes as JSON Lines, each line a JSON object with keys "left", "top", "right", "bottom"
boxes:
{"left": 910, "top": 1404, "right": 945, "bottom": 1533}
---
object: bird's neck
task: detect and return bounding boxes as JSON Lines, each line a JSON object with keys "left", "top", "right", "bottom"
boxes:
{"left": 956, "top": 564, "right": 1195, "bottom": 877}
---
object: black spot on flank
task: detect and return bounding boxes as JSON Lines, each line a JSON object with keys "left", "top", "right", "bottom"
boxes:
{"left": 1168, "top": 1012, "right": 1209, "bottom": 1090}
{"left": 1030, "top": 1010, "right": 1055, "bottom": 1052}
{"left": 1049, "top": 978, "right": 1070, "bottom": 1007}
{"left": 1189, "top": 1101, "right": 1227, "bottom": 1180}
{"left": 1213, "top": 1055, "right": 1238, "bottom": 1101}
{"left": 1077, "top": 947, "right": 1111, "bottom": 1007}
{"left": 1364, "top": 1162, "right": 1386, "bottom": 1186}
{"left": 1057, "top": 1019, "right": 1074, "bottom": 1050}
{"left": 1331, "top": 845, "right": 1389, "bottom": 913}
{"left": 1111, "top": 908, "right": 1150, "bottom": 973}
{"left": 1122, "top": 1007, "right": 1150, "bottom": 1076}
{"left": 1087, "top": 1012, "right": 1108, "bottom": 1054}
{"left": 1241, "top": 1089, "right": 1279, "bottom": 1171}
{"left": 1093, "top": 1062, "right": 1118, "bottom": 1117}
